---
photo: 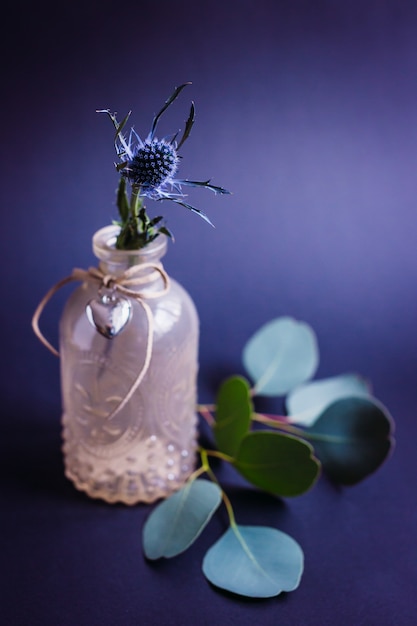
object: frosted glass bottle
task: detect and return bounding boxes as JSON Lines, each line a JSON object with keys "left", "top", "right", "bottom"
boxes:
{"left": 59, "top": 225, "right": 199, "bottom": 504}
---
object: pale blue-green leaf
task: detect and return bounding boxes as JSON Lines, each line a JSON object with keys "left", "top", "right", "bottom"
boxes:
{"left": 287, "top": 373, "right": 371, "bottom": 426}
{"left": 306, "top": 396, "right": 395, "bottom": 485}
{"left": 143, "top": 479, "right": 222, "bottom": 559}
{"left": 202, "top": 525, "right": 304, "bottom": 598}
{"left": 242, "top": 317, "right": 319, "bottom": 396}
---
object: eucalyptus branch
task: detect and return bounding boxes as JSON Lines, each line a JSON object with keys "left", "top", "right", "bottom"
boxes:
{"left": 217, "top": 483, "right": 237, "bottom": 528}
{"left": 253, "top": 412, "right": 308, "bottom": 438}
{"left": 141, "top": 316, "right": 395, "bottom": 599}
{"left": 199, "top": 448, "right": 237, "bottom": 527}
{"left": 187, "top": 462, "right": 209, "bottom": 483}
{"left": 203, "top": 448, "right": 235, "bottom": 464}
{"left": 197, "top": 403, "right": 216, "bottom": 412}
{"left": 197, "top": 404, "right": 216, "bottom": 426}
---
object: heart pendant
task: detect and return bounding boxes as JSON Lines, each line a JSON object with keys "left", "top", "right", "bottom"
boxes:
{"left": 86, "top": 293, "right": 132, "bottom": 339}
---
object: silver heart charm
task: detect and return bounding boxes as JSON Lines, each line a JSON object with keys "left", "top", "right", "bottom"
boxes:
{"left": 86, "top": 293, "right": 132, "bottom": 339}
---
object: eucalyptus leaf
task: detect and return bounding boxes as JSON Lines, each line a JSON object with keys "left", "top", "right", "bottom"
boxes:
{"left": 143, "top": 479, "right": 222, "bottom": 559}
{"left": 242, "top": 317, "right": 319, "bottom": 396}
{"left": 202, "top": 525, "right": 304, "bottom": 598}
{"left": 306, "top": 397, "right": 395, "bottom": 485}
{"left": 214, "top": 376, "right": 252, "bottom": 457}
{"left": 234, "top": 431, "right": 320, "bottom": 496}
{"left": 287, "top": 373, "right": 371, "bottom": 427}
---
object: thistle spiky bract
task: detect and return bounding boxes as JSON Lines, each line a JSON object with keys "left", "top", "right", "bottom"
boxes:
{"left": 98, "top": 83, "right": 230, "bottom": 250}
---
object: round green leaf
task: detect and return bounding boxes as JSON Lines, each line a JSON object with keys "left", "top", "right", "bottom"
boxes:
{"left": 287, "top": 373, "right": 371, "bottom": 426}
{"left": 214, "top": 376, "right": 252, "bottom": 456}
{"left": 242, "top": 317, "right": 319, "bottom": 396}
{"left": 307, "top": 397, "right": 395, "bottom": 485}
{"left": 143, "top": 479, "right": 222, "bottom": 559}
{"left": 202, "top": 524, "right": 304, "bottom": 598}
{"left": 234, "top": 431, "right": 320, "bottom": 496}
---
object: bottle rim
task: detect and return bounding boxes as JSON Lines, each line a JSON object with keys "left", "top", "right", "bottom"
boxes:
{"left": 92, "top": 225, "right": 167, "bottom": 262}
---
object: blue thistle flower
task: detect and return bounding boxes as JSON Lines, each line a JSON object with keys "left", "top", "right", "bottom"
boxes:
{"left": 123, "top": 139, "right": 179, "bottom": 193}
{"left": 98, "top": 83, "right": 230, "bottom": 249}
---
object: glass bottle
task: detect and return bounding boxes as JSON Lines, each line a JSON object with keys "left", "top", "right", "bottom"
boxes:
{"left": 59, "top": 225, "right": 199, "bottom": 504}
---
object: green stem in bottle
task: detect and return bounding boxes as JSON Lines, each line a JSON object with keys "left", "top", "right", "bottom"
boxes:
{"left": 130, "top": 184, "right": 141, "bottom": 231}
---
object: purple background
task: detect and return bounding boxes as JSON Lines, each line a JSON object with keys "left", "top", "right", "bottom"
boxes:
{"left": 2, "top": 1, "right": 416, "bottom": 624}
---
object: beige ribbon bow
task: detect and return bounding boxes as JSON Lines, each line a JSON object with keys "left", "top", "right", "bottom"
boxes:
{"left": 32, "top": 262, "right": 170, "bottom": 420}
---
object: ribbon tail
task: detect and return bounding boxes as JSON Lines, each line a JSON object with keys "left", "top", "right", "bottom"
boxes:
{"left": 106, "top": 299, "right": 154, "bottom": 421}
{"left": 31, "top": 274, "right": 77, "bottom": 357}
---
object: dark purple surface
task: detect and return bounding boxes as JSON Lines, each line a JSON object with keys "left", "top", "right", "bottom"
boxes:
{"left": 1, "top": 1, "right": 416, "bottom": 624}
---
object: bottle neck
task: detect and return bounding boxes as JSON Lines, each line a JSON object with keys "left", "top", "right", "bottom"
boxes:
{"left": 92, "top": 226, "right": 168, "bottom": 291}
{"left": 93, "top": 225, "right": 167, "bottom": 271}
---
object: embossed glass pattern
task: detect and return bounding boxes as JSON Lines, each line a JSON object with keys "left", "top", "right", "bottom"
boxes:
{"left": 59, "top": 226, "right": 199, "bottom": 504}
